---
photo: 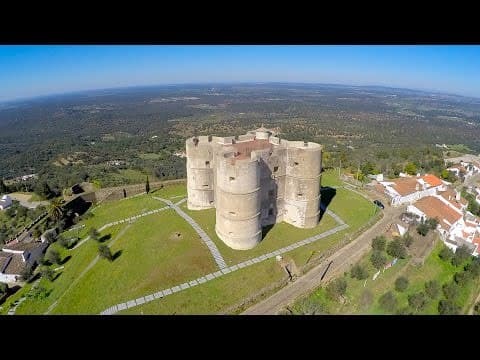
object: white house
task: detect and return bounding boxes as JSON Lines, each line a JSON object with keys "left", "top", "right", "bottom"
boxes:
{"left": 379, "top": 174, "right": 446, "bottom": 207}
{"left": 0, "top": 195, "right": 12, "bottom": 210}
{"left": 407, "top": 195, "right": 480, "bottom": 256}
{"left": 0, "top": 233, "right": 49, "bottom": 283}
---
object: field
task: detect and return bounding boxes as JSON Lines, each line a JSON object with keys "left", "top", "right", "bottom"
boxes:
{"left": 293, "top": 240, "right": 480, "bottom": 315}
{"left": 1, "top": 170, "right": 379, "bottom": 315}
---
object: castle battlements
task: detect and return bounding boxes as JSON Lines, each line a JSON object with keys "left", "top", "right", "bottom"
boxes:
{"left": 186, "top": 127, "right": 322, "bottom": 250}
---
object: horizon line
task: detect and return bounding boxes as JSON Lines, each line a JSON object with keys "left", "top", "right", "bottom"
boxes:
{"left": 1, "top": 81, "right": 478, "bottom": 104}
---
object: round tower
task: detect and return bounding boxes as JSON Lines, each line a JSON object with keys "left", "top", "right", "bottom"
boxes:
{"left": 186, "top": 136, "right": 215, "bottom": 210}
{"left": 215, "top": 154, "right": 262, "bottom": 250}
{"left": 284, "top": 141, "right": 322, "bottom": 228}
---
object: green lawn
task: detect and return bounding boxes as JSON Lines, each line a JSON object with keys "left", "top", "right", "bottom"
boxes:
{"left": 150, "top": 183, "right": 187, "bottom": 199}
{"left": 51, "top": 210, "right": 216, "bottom": 314}
{"left": 120, "top": 258, "right": 286, "bottom": 315}
{"left": 70, "top": 193, "right": 167, "bottom": 238}
{"left": 294, "top": 240, "right": 480, "bottom": 315}
{"left": 11, "top": 210, "right": 216, "bottom": 314}
{"left": 6, "top": 170, "right": 380, "bottom": 315}
{"left": 181, "top": 204, "right": 339, "bottom": 265}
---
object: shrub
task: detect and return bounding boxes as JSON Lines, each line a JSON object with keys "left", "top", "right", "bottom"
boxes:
{"left": 425, "top": 280, "right": 440, "bottom": 299}
{"left": 351, "top": 264, "right": 369, "bottom": 280}
{"left": 370, "top": 250, "right": 387, "bottom": 270}
{"left": 379, "top": 291, "right": 397, "bottom": 313}
{"left": 326, "top": 278, "right": 347, "bottom": 301}
{"left": 395, "top": 276, "right": 409, "bottom": 292}
{"left": 387, "top": 238, "right": 407, "bottom": 259}
{"left": 371, "top": 236, "right": 386, "bottom": 251}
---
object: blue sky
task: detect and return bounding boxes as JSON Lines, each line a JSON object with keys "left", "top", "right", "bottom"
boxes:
{"left": 0, "top": 45, "right": 479, "bottom": 102}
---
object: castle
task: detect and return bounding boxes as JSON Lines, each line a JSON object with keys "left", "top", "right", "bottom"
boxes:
{"left": 186, "top": 127, "right": 322, "bottom": 250}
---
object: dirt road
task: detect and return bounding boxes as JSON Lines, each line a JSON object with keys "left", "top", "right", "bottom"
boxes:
{"left": 242, "top": 204, "right": 405, "bottom": 315}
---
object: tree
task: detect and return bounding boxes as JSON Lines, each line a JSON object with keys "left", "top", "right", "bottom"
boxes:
{"left": 416, "top": 223, "right": 429, "bottom": 236}
{"left": 454, "top": 271, "right": 472, "bottom": 286}
{"left": 379, "top": 291, "right": 397, "bottom": 313}
{"left": 98, "top": 244, "right": 113, "bottom": 261}
{"left": 43, "top": 230, "right": 57, "bottom": 244}
{"left": 0, "top": 179, "right": 7, "bottom": 194}
{"left": 465, "top": 259, "right": 480, "bottom": 277}
{"left": 295, "top": 298, "right": 328, "bottom": 315}
{"left": 370, "top": 250, "right": 387, "bottom": 270}
{"left": 443, "top": 282, "right": 460, "bottom": 301}
{"left": 426, "top": 217, "right": 439, "bottom": 230}
{"left": 452, "top": 245, "right": 471, "bottom": 267}
{"left": 404, "top": 162, "right": 417, "bottom": 175}
{"left": 45, "top": 249, "right": 61, "bottom": 265}
{"left": 408, "top": 292, "right": 427, "bottom": 312}
{"left": 58, "top": 235, "right": 72, "bottom": 249}
{"left": 386, "top": 238, "right": 407, "bottom": 259}
{"left": 20, "top": 266, "right": 34, "bottom": 282}
{"left": 0, "top": 282, "right": 8, "bottom": 295}
{"left": 145, "top": 176, "right": 150, "bottom": 194}
{"left": 35, "top": 181, "right": 53, "bottom": 199}
{"left": 395, "top": 276, "right": 409, "bottom": 292}
{"left": 474, "top": 302, "right": 480, "bottom": 315}
{"left": 425, "top": 280, "right": 440, "bottom": 299}
{"left": 439, "top": 246, "right": 454, "bottom": 262}
{"left": 325, "top": 278, "right": 347, "bottom": 301}
{"left": 402, "top": 233, "right": 414, "bottom": 248}
{"left": 40, "top": 266, "right": 55, "bottom": 282}
{"left": 89, "top": 228, "right": 100, "bottom": 242}
{"left": 438, "top": 300, "right": 461, "bottom": 315}
{"left": 371, "top": 236, "right": 386, "bottom": 251}
{"left": 350, "top": 264, "right": 368, "bottom": 280}
{"left": 48, "top": 198, "right": 64, "bottom": 221}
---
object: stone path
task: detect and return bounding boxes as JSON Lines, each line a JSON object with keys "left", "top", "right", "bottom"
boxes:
{"left": 100, "top": 210, "right": 348, "bottom": 315}
{"left": 153, "top": 196, "right": 227, "bottom": 270}
{"left": 73, "top": 205, "right": 169, "bottom": 249}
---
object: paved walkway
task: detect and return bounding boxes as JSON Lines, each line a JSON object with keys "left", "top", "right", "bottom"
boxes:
{"left": 242, "top": 205, "right": 404, "bottom": 315}
{"left": 153, "top": 196, "right": 227, "bottom": 270}
{"left": 100, "top": 210, "right": 348, "bottom": 315}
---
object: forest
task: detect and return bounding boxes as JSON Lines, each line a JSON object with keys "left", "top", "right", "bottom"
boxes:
{"left": 1, "top": 83, "right": 480, "bottom": 193}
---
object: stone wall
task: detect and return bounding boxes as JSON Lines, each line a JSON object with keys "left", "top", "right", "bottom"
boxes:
{"left": 95, "top": 179, "right": 186, "bottom": 203}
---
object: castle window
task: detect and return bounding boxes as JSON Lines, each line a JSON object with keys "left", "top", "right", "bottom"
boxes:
{"left": 297, "top": 193, "right": 303, "bottom": 197}
{"left": 209, "top": 201, "right": 214, "bottom": 204}
{"left": 294, "top": 162, "right": 299, "bottom": 166}
{"left": 229, "top": 211, "right": 236, "bottom": 216}
{"left": 203, "top": 184, "right": 209, "bottom": 187}
{"left": 274, "top": 166, "right": 278, "bottom": 172}
{"left": 205, "top": 161, "right": 210, "bottom": 167}
{"left": 229, "top": 176, "right": 235, "bottom": 181}
{"left": 268, "top": 208, "right": 273, "bottom": 216}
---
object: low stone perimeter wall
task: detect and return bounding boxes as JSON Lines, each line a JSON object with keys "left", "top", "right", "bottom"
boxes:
{"left": 95, "top": 179, "right": 187, "bottom": 203}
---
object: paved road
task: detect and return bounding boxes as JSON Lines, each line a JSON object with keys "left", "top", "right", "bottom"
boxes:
{"left": 7, "top": 193, "right": 49, "bottom": 209}
{"left": 242, "top": 204, "right": 405, "bottom": 315}
{"left": 153, "top": 196, "right": 227, "bottom": 269}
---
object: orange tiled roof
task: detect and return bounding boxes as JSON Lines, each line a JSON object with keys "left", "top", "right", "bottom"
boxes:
{"left": 438, "top": 188, "right": 468, "bottom": 209}
{"left": 414, "top": 196, "right": 462, "bottom": 228}
{"left": 389, "top": 177, "right": 420, "bottom": 196}
{"left": 422, "top": 174, "right": 443, "bottom": 187}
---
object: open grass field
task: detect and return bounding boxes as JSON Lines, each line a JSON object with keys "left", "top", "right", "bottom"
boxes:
{"left": 293, "top": 240, "right": 480, "bottom": 315}
{"left": 5, "top": 210, "right": 216, "bottom": 314}
{"left": 3, "top": 170, "right": 379, "bottom": 315}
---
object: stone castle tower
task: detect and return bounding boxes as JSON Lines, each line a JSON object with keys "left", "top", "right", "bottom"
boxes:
{"left": 186, "top": 127, "right": 322, "bottom": 250}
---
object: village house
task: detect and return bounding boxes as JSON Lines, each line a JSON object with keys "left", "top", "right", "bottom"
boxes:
{"left": 0, "top": 230, "right": 50, "bottom": 283}
{"left": 407, "top": 195, "right": 480, "bottom": 257}
{"left": 0, "top": 194, "right": 12, "bottom": 210}
{"left": 378, "top": 174, "right": 447, "bottom": 207}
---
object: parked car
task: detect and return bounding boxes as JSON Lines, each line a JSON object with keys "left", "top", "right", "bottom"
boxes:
{"left": 373, "top": 200, "right": 385, "bottom": 209}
